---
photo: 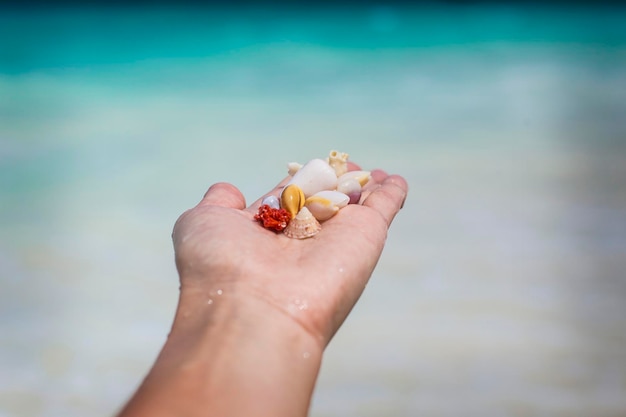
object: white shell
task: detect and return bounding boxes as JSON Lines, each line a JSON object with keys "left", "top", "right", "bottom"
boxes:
{"left": 261, "top": 195, "right": 280, "bottom": 209}
{"left": 283, "top": 207, "right": 321, "bottom": 239}
{"left": 287, "top": 162, "right": 303, "bottom": 176}
{"left": 305, "top": 191, "right": 349, "bottom": 221}
{"left": 287, "top": 159, "right": 338, "bottom": 198}
{"left": 337, "top": 170, "right": 371, "bottom": 187}
{"left": 336, "top": 177, "right": 361, "bottom": 196}
{"left": 336, "top": 177, "right": 362, "bottom": 204}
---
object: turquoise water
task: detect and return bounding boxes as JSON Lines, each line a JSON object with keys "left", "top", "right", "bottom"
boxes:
{"left": 2, "top": 5, "right": 626, "bottom": 417}
{"left": 2, "top": 5, "right": 626, "bottom": 72}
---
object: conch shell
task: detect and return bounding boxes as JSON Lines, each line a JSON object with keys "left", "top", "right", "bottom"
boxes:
{"left": 283, "top": 207, "right": 321, "bottom": 239}
{"left": 287, "top": 158, "right": 338, "bottom": 198}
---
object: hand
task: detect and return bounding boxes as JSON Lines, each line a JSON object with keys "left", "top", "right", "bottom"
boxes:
{"left": 118, "top": 165, "right": 407, "bottom": 417}
{"left": 172, "top": 166, "right": 408, "bottom": 346}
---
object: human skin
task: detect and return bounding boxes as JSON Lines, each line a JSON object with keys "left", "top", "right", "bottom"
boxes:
{"left": 116, "top": 166, "right": 408, "bottom": 417}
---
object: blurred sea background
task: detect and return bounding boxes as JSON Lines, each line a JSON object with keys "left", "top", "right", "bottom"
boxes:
{"left": 1, "top": 2, "right": 626, "bottom": 416}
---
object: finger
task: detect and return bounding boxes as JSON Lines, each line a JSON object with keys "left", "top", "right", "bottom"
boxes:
{"left": 197, "top": 182, "right": 247, "bottom": 210}
{"left": 366, "top": 169, "right": 388, "bottom": 188}
{"left": 358, "top": 169, "right": 388, "bottom": 202}
{"left": 361, "top": 174, "right": 408, "bottom": 227}
{"left": 347, "top": 161, "right": 361, "bottom": 171}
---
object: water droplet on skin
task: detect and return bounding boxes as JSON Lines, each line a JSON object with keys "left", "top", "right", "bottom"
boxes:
{"left": 303, "top": 352, "right": 311, "bottom": 359}
{"left": 293, "top": 298, "right": 308, "bottom": 311}
{"left": 289, "top": 298, "right": 309, "bottom": 314}
{"left": 216, "top": 289, "right": 223, "bottom": 295}
{"left": 207, "top": 299, "right": 213, "bottom": 305}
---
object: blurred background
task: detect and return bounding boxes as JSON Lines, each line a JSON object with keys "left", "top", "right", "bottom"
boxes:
{"left": 1, "top": 2, "right": 626, "bottom": 416}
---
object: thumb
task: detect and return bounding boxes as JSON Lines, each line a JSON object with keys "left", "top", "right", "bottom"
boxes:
{"left": 197, "top": 182, "right": 247, "bottom": 210}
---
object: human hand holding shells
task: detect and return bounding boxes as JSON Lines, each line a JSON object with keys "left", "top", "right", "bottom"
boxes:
{"left": 119, "top": 156, "right": 407, "bottom": 417}
{"left": 172, "top": 159, "right": 407, "bottom": 345}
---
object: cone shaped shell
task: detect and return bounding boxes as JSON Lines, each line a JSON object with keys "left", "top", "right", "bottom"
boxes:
{"left": 283, "top": 207, "right": 321, "bottom": 239}
{"left": 288, "top": 159, "right": 338, "bottom": 198}
{"left": 305, "top": 190, "right": 349, "bottom": 221}
{"left": 280, "top": 184, "right": 305, "bottom": 217}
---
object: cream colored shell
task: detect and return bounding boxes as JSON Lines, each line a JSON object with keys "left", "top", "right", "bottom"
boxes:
{"left": 327, "top": 150, "right": 349, "bottom": 177}
{"left": 283, "top": 207, "right": 321, "bottom": 239}
{"left": 287, "top": 159, "right": 338, "bottom": 198}
{"left": 305, "top": 190, "right": 350, "bottom": 221}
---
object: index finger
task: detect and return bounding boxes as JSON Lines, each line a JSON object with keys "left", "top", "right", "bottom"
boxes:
{"left": 361, "top": 174, "right": 408, "bottom": 227}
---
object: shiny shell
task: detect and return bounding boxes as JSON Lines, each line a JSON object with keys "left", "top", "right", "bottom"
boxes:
{"left": 305, "top": 190, "right": 350, "bottom": 221}
{"left": 336, "top": 177, "right": 362, "bottom": 204}
{"left": 261, "top": 195, "right": 280, "bottom": 209}
{"left": 280, "top": 184, "right": 305, "bottom": 217}
{"left": 337, "top": 170, "right": 371, "bottom": 187}
{"left": 288, "top": 158, "right": 338, "bottom": 197}
{"left": 283, "top": 207, "right": 321, "bottom": 239}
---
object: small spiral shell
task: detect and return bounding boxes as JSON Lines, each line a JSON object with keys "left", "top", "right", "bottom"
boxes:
{"left": 283, "top": 207, "right": 321, "bottom": 239}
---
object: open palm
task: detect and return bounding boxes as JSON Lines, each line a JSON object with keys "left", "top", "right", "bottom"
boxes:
{"left": 172, "top": 168, "right": 408, "bottom": 346}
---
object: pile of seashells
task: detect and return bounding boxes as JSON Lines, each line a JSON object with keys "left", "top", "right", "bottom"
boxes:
{"left": 255, "top": 150, "right": 371, "bottom": 239}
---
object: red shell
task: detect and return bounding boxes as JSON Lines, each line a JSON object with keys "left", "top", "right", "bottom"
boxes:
{"left": 254, "top": 204, "right": 292, "bottom": 232}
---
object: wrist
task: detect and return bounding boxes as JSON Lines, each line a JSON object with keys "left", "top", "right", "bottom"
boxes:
{"left": 172, "top": 280, "right": 325, "bottom": 350}
{"left": 120, "top": 282, "right": 323, "bottom": 417}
